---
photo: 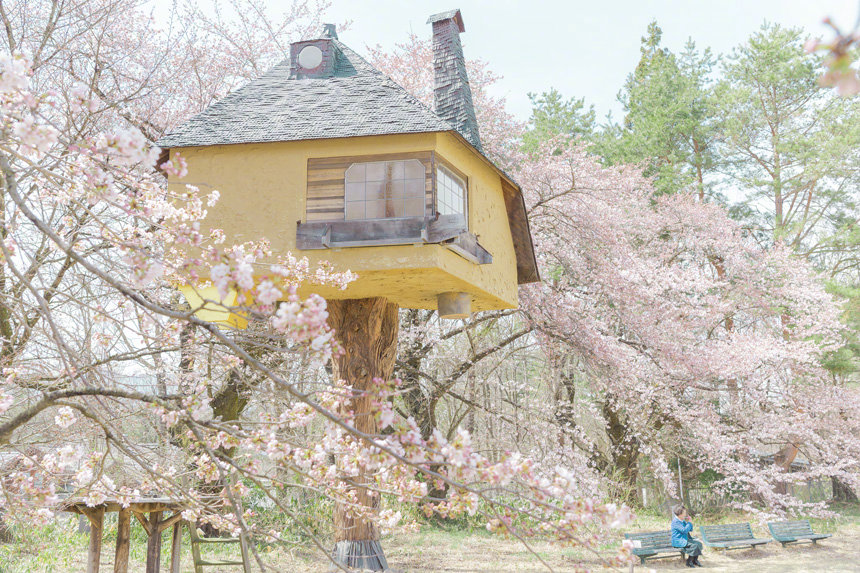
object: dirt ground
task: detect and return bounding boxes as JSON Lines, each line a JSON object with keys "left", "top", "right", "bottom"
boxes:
{"left": 6, "top": 516, "right": 859, "bottom": 572}
{"left": 265, "top": 521, "right": 860, "bottom": 573}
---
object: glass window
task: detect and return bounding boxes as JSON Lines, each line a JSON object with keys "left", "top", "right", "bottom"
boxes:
{"left": 436, "top": 166, "right": 467, "bottom": 217}
{"left": 344, "top": 160, "right": 426, "bottom": 220}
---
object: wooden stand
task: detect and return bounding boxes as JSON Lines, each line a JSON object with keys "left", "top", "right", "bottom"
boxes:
{"left": 60, "top": 498, "right": 184, "bottom": 573}
{"left": 327, "top": 298, "right": 399, "bottom": 571}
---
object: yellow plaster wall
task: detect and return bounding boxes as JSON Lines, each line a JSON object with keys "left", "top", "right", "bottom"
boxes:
{"left": 168, "top": 132, "right": 519, "bottom": 311}
{"left": 434, "top": 132, "right": 519, "bottom": 309}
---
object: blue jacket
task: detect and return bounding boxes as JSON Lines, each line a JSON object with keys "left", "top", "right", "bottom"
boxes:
{"left": 671, "top": 515, "right": 693, "bottom": 547}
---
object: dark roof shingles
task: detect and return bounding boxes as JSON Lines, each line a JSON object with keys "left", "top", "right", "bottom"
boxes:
{"left": 157, "top": 41, "right": 453, "bottom": 149}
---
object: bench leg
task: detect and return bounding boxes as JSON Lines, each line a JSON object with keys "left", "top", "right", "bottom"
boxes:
{"left": 639, "top": 556, "right": 646, "bottom": 565}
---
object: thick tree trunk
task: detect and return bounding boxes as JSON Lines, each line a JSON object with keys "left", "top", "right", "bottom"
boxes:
{"left": 0, "top": 513, "right": 12, "bottom": 543}
{"left": 831, "top": 476, "right": 859, "bottom": 502}
{"left": 328, "top": 298, "right": 398, "bottom": 571}
{"left": 772, "top": 443, "right": 799, "bottom": 496}
{"left": 191, "top": 367, "right": 250, "bottom": 538}
{"left": 603, "top": 400, "right": 640, "bottom": 506}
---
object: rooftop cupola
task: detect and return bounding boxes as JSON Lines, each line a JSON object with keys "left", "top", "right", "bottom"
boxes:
{"left": 428, "top": 9, "right": 482, "bottom": 151}
{"left": 290, "top": 24, "right": 339, "bottom": 79}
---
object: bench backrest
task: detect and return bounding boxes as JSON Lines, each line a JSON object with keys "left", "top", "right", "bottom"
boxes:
{"left": 768, "top": 520, "right": 814, "bottom": 538}
{"left": 624, "top": 530, "right": 674, "bottom": 550}
{"left": 699, "top": 522, "right": 754, "bottom": 542}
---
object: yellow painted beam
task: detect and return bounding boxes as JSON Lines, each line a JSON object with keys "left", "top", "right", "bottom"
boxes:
{"left": 179, "top": 285, "right": 248, "bottom": 329}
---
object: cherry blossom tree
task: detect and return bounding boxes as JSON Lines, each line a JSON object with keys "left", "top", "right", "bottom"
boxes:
{"left": 516, "top": 139, "right": 860, "bottom": 513}
{"left": 808, "top": 14, "right": 860, "bottom": 96}
{"left": 342, "top": 12, "right": 860, "bottom": 522}
{"left": 0, "top": 3, "right": 636, "bottom": 571}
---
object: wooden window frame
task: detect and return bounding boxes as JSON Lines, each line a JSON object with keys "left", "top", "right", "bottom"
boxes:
{"left": 435, "top": 164, "right": 468, "bottom": 221}
{"left": 344, "top": 159, "right": 427, "bottom": 221}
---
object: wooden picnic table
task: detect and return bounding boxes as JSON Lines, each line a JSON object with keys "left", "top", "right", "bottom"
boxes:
{"left": 59, "top": 497, "right": 186, "bottom": 573}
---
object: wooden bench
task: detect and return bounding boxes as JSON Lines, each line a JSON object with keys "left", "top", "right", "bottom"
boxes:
{"left": 768, "top": 520, "right": 832, "bottom": 547}
{"left": 699, "top": 523, "right": 771, "bottom": 550}
{"left": 624, "top": 530, "right": 685, "bottom": 565}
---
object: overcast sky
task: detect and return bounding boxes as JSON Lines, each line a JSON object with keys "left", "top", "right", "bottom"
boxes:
{"left": 310, "top": 0, "right": 858, "bottom": 123}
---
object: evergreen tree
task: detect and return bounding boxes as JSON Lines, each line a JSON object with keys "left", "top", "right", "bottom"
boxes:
{"left": 716, "top": 23, "right": 860, "bottom": 269}
{"left": 600, "top": 21, "right": 719, "bottom": 198}
{"left": 521, "top": 88, "right": 596, "bottom": 153}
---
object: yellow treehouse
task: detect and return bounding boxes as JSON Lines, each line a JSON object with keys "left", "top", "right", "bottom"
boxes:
{"left": 158, "top": 10, "right": 539, "bottom": 569}
{"left": 158, "top": 9, "right": 538, "bottom": 320}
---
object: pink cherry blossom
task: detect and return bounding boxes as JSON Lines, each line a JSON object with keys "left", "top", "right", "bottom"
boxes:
{"left": 54, "top": 407, "right": 76, "bottom": 429}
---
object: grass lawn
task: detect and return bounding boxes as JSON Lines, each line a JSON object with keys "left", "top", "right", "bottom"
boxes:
{"left": 1, "top": 505, "right": 858, "bottom": 572}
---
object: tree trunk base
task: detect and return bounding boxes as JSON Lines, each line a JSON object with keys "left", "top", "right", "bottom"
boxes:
{"left": 330, "top": 540, "right": 389, "bottom": 571}
{"left": 0, "top": 513, "right": 13, "bottom": 543}
{"left": 328, "top": 298, "right": 398, "bottom": 571}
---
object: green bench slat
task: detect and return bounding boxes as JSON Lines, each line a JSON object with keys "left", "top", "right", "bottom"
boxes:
{"left": 631, "top": 547, "right": 678, "bottom": 556}
{"left": 197, "top": 560, "right": 246, "bottom": 566}
{"left": 700, "top": 523, "right": 771, "bottom": 549}
{"left": 625, "top": 530, "right": 685, "bottom": 564}
{"left": 710, "top": 537, "right": 771, "bottom": 547}
{"left": 767, "top": 520, "right": 831, "bottom": 545}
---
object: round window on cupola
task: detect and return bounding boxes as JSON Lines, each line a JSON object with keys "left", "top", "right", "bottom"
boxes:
{"left": 298, "top": 45, "right": 324, "bottom": 70}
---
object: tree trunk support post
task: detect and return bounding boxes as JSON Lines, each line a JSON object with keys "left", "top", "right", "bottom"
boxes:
{"left": 145, "top": 510, "right": 163, "bottom": 573}
{"left": 327, "top": 297, "right": 399, "bottom": 572}
{"left": 170, "top": 521, "right": 183, "bottom": 573}
{"left": 114, "top": 508, "right": 131, "bottom": 573}
{"left": 84, "top": 506, "right": 105, "bottom": 573}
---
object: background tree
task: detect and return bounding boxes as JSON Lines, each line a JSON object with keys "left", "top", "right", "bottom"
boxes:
{"left": 717, "top": 23, "right": 860, "bottom": 267}
{"left": 521, "top": 88, "right": 596, "bottom": 153}
{"left": 367, "top": 32, "right": 523, "bottom": 168}
{"left": 594, "top": 22, "right": 719, "bottom": 199}
{"left": 515, "top": 140, "right": 857, "bottom": 510}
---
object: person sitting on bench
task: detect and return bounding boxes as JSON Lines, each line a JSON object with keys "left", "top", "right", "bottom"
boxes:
{"left": 672, "top": 505, "right": 703, "bottom": 567}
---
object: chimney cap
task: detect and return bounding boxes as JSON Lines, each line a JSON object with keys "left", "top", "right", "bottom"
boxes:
{"left": 322, "top": 23, "right": 338, "bottom": 39}
{"left": 427, "top": 9, "right": 465, "bottom": 33}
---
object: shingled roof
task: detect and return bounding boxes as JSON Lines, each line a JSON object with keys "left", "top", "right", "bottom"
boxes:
{"left": 157, "top": 40, "right": 455, "bottom": 149}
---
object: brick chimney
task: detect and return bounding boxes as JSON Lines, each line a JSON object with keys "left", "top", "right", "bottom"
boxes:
{"left": 428, "top": 9, "right": 482, "bottom": 151}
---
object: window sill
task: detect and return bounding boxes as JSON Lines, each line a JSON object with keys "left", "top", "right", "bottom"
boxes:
{"left": 296, "top": 215, "right": 492, "bottom": 265}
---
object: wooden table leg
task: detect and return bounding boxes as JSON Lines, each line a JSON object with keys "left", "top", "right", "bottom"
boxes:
{"left": 114, "top": 508, "right": 130, "bottom": 573}
{"left": 84, "top": 506, "right": 105, "bottom": 573}
{"left": 170, "top": 521, "right": 182, "bottom": 573}
{"left": 145, "top": 510, "right": 162, "bottom": 573}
